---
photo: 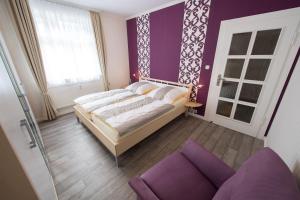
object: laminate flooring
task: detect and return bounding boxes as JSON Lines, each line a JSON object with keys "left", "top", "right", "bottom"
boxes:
{"left": 39, "top": 113, "right": 263, "bottom": 200}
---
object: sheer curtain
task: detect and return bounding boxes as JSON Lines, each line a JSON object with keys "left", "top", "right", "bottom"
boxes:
{"left": 29, "top": 0, "right": 102, "bottom": 87}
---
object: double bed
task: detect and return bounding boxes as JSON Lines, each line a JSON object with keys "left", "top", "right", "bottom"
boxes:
{"left": 73, "top": 77, "right": 192, "bottom": 166}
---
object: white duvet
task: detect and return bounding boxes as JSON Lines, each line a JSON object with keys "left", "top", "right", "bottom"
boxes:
{"left": 74, "top": 89, "right": 127, "bottom": 105}
{"left": 104, "top": 100, "right": 174, "bottom": 135}
{"left": 92, "top": 95, "right": 153, "bottom": 120}
{"left": 79, "top": 91, "right": 137, "bottom": 112}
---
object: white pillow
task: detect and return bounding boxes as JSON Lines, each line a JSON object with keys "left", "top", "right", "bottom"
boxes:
{"left": 163, "top": 88, "right": 187, "bottom": 104}
{"left": 146, "top": 86, "right": 173, "bottom": 100}
{"left": 125, "top": 81, "right": 156, "bottom": 94}
{"left": 146, "top": 87, "right": 160, "bottom": 98}
{"left": 135, "top": 83, "right": 156, "bottom": 95}
{"left": 125, "top": 81, "right": 145, "bottom": 91}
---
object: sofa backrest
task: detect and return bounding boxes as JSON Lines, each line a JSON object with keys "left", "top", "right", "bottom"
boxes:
{"left": 213, "top": 148, "right": 300, "bottom": 200}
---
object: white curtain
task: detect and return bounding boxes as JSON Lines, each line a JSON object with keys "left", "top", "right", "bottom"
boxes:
{"left": 29, "top": 0, "right": 102, "bottom": 87}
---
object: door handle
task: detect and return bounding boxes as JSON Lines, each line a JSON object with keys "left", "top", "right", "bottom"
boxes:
{"left": 216, "top": 74, "right": 226, "bottom": 86}
{"left": 20, "top": 119, "right": 37, "bottom": 148}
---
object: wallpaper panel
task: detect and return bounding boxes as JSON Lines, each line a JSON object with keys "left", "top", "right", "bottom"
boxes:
{"left": 150, "top": 2, "right": 185, "bottom": 82}
{"left": 178, "top": 0, "right": 211, "bottom": 100}
{"left": 137, "top": 14, "right": 150, "bottom": 78}
{"left": 127, "top": 18, "right": 138, "bottom": 82}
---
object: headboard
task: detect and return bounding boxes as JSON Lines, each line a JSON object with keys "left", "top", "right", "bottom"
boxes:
{"left": 139, "top": 76, "right": 193, "bottom": 102}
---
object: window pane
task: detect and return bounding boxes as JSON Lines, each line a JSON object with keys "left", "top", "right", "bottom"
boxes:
{"left": 229, "top": 32, "right": 252, "bottom": 55}
{"left": 245, "top": 59, "right": 271, "bottom": 81}
{"left": 234, "top": 104, "right": 255, "bottom": 123}
{"left": 220, "top": 81, "right": 238, "bottom": 99}
{"left": 216, "top": 100, "right": 233, "bottom": 117}
{"left": 30, "top": 0, "right": 101, "bottom": 87}
{"left": 251, "top": 29, "right": 281, "bottom": 55}
{"left": 239, "top": 83, "right": 262, "bottom": 103}
{"left": 224, "top": 59, "right": 245, "bottom": 79}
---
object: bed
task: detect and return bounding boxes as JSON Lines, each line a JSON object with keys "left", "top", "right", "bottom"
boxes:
{"left": 73, "top": 77, "right": 192, "bottom": 166}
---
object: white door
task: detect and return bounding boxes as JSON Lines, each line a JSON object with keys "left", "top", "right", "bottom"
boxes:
{"left": 0, "top": 35, "right": 57, "bottom": 200}
{"left": 206, "top": 8, "right": 300, "bottom": 138}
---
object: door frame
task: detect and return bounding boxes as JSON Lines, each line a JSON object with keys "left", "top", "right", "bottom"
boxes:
{"left": 205, "top": 7, "right": 300, "bottom": 139}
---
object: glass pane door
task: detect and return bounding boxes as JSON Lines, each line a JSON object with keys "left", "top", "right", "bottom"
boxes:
{"left": 216, "top": 28, "right": 281, "bottom": 123}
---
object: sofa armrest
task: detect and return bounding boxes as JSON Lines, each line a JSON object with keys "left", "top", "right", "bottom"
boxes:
{"left": 181, "top": 139, "right": 235, "bottom": 188}
{"left": 129, "top": 177, "right": 159, "bottom": 200}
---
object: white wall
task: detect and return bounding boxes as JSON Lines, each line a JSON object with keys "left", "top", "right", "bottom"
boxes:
{"left": 101, "top": 11, "right": 130, "bottom": 89}
{"left": 265, "top": 54, "right": 300, "bottom": 185}
{"left": 48, "top": 80, "right": 105, "bottom": 115}
{"left": 0, "top": 0, "right": 130, "bottom": 120}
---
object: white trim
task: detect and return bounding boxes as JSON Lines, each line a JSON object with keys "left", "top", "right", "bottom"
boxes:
{"left": 229, "top": 29, "right": 257, "bottom": 120}
{"left": 47, "top": 0, "right": 103, "bottom": 13}
{"left": 47, "top": 0, "right": 127, "bottom": 19}
{"left": 126, "top": 0, "right": 186, "bottom": 20}
{"left": 227, "top": 55, "right": 274, "bottom": 59}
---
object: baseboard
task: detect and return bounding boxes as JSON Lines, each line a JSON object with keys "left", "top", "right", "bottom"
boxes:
{"left": 36, "top": 104, "right": 75, "bottom": 123}
{"left": 188, "top": 112, "right": 208, "bottom": 121}
{"left": 57, "top": 105, "right": 74, "bottom": 116}
{"left": 36, "top": 117, "right": 46, "bottom": 123}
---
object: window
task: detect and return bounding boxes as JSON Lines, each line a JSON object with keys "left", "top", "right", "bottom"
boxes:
{"left": 30, "top": 0, "right": 101, "bottom": 87}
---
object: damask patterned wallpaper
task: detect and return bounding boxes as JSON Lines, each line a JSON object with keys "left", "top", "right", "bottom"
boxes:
{"left": 178, "top": 0, "right": 211, "bottom": 101}
{"left": 137, "top": 14, "right": 150, "bottom": 78}
{"left": 127, "top": 0, "right": 300, "bottom": 116}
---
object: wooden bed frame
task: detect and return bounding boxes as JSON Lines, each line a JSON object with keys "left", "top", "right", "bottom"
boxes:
{"left": 74, "top": 77, "right": 192, "bottom": 166}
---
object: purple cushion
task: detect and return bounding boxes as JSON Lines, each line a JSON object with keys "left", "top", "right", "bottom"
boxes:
{"left": 129, "top": 177, "right": 159, "bottom": 200}
{"left": 213, "top": 148, "right": 300, "bottom": 200}
{"left": 181, "top": 139, "right": 235, "bottom": 188}
{"left": 141, "top": 152, "right": 217, "bottom": 200}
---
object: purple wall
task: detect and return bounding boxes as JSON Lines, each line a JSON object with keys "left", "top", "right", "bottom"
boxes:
{"left": 127, "top": 18, "right": 138, "bottom": 82}
{"left": 127, "top": 0, "right": 300, "bottom": 116}
{"left": 150, "top": 3, "right": 185, "bottom": 82}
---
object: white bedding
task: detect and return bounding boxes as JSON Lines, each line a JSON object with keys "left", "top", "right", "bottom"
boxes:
{"left": 92, "top": 95, "right": 153, "bottom": 120}
{"left": 74, "top": 89, "right": 127, "bottom": 105}
{"left": 91, "top": 98, "right": 186, "bottom": 142}
{"left": 105, "top": 100, "right": 173, "bottom": 135}
{"left": 79, "top": 91, "right": 137, "bottom": 112}
{"left": 92, "top": 98, "right": 174, "bottom": 135}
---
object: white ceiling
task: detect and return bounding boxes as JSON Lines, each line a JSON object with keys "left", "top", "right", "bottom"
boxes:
{"left": 56, "top": 0, "right": 181, "bottom": 17}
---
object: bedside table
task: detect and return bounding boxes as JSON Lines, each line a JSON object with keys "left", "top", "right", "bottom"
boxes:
{"left": 184, "top": 101, "right": 203, "bottom": 117}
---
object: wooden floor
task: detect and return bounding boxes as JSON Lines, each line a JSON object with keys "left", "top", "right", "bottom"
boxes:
{"left": 39, "top": 113, "right": 263, "bottom": 200}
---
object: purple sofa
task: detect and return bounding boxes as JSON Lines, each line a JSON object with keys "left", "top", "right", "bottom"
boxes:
{"left": 129, "top": 139, "right": 300, "bottom": 200}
